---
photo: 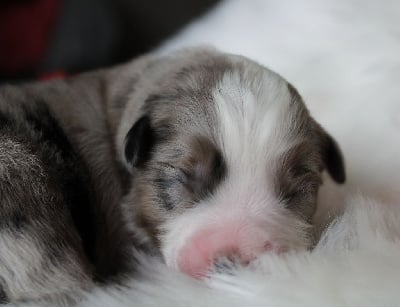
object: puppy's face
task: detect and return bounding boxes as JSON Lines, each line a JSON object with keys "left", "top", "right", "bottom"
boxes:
{"left": 119, "top": 50, "right": 345, "bottom": 278}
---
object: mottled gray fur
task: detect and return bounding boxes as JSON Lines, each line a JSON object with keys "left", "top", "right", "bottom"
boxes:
{"left": 0, "top": 56, "right": 155, "bottom": 304}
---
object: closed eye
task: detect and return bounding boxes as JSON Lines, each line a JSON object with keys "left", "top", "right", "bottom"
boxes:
{"left": 155, "top": 161, "right": 194, "bottom": 190}
{"left": 280, "top": 171, "right": 321, "bottom": 204}
{"left": 154, "top": 144, "right": 226, "bottom": 204}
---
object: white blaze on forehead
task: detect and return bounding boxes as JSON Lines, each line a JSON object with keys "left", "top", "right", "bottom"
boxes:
{"left": 213, "top": 68, "right": 294, "bottom": 179}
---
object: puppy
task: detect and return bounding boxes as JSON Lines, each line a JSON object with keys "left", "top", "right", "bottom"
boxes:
{"left": 117, "top": 49, "right": 346, "bottom": 277}
{"left": 0, "top": 48, "right": 345, "bottom": 303}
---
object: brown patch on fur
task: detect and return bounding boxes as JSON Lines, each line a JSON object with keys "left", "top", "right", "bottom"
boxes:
{"left": 287, "top": 83, "right": 345, "bottom": 184}
{"left": 177, "top": 136, "right": 226, "bottom": 202}
{"left": 274, "top": 142, "right": 323, "bottom": 220}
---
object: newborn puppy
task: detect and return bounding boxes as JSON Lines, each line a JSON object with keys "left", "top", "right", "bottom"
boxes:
{"left": 0, "top": 47, "right": 345, "bottom": 303}
{"left": 116, "top": 49, "right": 346, "bottom": 278}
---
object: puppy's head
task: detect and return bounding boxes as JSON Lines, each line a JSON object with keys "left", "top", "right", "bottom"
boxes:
{"left": 118, "top": 49, "right": 345, "bottom": 278}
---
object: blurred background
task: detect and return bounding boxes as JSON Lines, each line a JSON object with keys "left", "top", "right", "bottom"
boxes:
{"left": 0, "top": 0, "right": 219, "bottom": 83}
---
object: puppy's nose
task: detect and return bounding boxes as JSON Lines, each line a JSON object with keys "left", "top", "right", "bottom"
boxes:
{"left": 177, "top": 228, "right": 273, "bottom": 278}
{"left": 178, "top": 243, "right": 245, "bottom": 278}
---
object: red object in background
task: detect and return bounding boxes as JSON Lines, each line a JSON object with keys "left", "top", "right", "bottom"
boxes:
{"left": 38, "top": 70, "right": 68, "bottom": 80}
{"left": 0, "top": 0, "right": 61, "bottom": 75}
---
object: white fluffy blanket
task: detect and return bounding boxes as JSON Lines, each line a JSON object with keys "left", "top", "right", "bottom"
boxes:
{"left": 81, "top": 0, "right": 400, "bottom": 305}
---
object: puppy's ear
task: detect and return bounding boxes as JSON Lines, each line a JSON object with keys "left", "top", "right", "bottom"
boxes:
{"left": 320, "top": 132, "right": 346, "bottom": 184}
{"left": 124, "top": 116, "right": 155, "bottom": 167}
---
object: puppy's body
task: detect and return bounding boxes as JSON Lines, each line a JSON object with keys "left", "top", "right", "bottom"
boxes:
{"left": 0, "top": 48, "right": 345, "bottom": 303}
{"left": 0, "top": 61, "right": 148, "bottom": 303}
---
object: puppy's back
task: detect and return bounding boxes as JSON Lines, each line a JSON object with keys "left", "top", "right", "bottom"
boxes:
{"left": 0, "top": 102, "right": 95, "bottom": 303}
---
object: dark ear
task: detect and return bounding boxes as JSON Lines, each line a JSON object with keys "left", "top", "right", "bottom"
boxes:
{"left": 322, "top": 133, "right": 346, "bottom": 184}
{"left": 124, "top": 116, "right": 155, "bottom": 167}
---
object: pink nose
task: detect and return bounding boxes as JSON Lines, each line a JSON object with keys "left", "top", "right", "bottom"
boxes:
{"left": 177, "top": 228, "right": 272, "bottom": 278}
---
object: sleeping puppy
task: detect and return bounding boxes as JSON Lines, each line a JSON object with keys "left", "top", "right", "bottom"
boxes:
{"left": 0, "top": 48, "right": 345, "bottom": 303}
{"left": 117, "top": 49, "right": 346, "bottom": 278}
